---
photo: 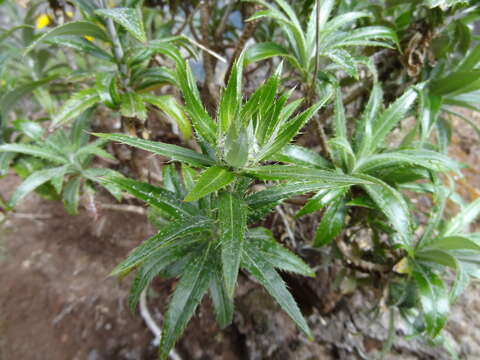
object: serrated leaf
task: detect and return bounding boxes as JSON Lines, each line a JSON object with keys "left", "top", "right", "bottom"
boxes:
{"left": 246, "top": 182, "right": 351, "bottom": 208}
{"left": 360, "top": 174, "right": 412, "bottom": 251}
{"left": 24, "top": 21, "right": 109, "bottom": 55}
{"left": 111, "top": 217, "right": 212, "bottom": 276}
{"left": 159, "top": 244, "right": 212, "bottom": 360}
{"left": 102, "top": 176, "right": 197, "bottom": 219}
{"left": 246, "top": 165, "right": 369, "bottom": 185}
{"left": 184, "top": 166, "right": 235, "bottom": 202}
{"left": 209, "top": 269, "right": 234, "bottom": 328}
{"left": 218, "top": 51, "right": 245, "bottom": 134}
{"left": 93, "top": 133, "right": 215, "bottom": 167}
{"left": 0, "top": 143, "right": 65, "bottom": 164}
{"left": 247, "top": 227, "right": 314, "bottom": 277}
{"left": 242, "top": 245, "right": 312, "bottom": 338}
{"left": 258, "top": 95, "right": 330, "bottom": 160}
{"left": 96, "top": 8, "right": 146, "bottom": 43}
{"left": 313, "top": 198, "right": 346, "bottom": 247}
{"left": 218, "top": 192, "right": 247, "bottom": 298}
{"left": 9, "top": 166, "right": 67, "bottom": 207}
{"left": 128, "top": 237, "right": 197, "bottom": 311}
{"left": 368, "top": 87, "right": 419, "bottom": 155}
{"left": 53, "top": 89, "right": 101, "bottom": 126}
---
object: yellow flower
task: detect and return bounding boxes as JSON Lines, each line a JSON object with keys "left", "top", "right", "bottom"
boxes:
{"left": 84, "top": 35, "right": 94, "bottom": 42}
{"left": 36, "top": 14, "right": 51, "bottom": 29}
{"left": 66, "top": 11, "right": 74, "bottom": 19}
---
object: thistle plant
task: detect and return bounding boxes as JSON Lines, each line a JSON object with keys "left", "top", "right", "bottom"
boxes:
{"left": 95, "top": 48, "right": 374, "bottom": 358}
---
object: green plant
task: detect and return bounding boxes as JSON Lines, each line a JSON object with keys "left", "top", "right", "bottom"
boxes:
{"left": 1, "top": 0, "right": 480, "bottom": 358}
{"left": 246, "top": 0, "right": 398, "bottom": 94}
{"left": 96, "top": 48, "right": 374, "bottom": 358}
{"left": 0, "top": 112, "right": 121, "bottom": 214}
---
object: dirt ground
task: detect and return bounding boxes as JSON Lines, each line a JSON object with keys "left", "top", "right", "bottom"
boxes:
{"left": 0, "top": 111, "right": 479, "bottom": 360}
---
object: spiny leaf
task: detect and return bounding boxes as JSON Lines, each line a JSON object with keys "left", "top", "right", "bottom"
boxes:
{"left": 93, "top": 133, "right": 215, "bottom": 167}
{"left": 159, "top": 244, "right": 212, "bottom": 360}
{"left": 218, "top": 192, "right": 248, "bottom": 298}
{"left": 242, "top": 245, "right": 312, "bottom": 338}
{"left": 209, "top": 269, "right": 234, "bottom": 328}
{"left": 246, "top": 182, "right": 351, "bottom": 208}
{"left": 111, "top": 217, "right": 212, "bottom": 276}
{"left": 247, "top": 227, "right": 314, "bottom": 277}
{"left": 184, "top": 166, "right": 235, "bottom": 202}
{"left": 0, "top": 143, "right": 65, "bottom": 164}
{"left": 246, "top": 165, "right": 370, "bottom": 185}
{"left": 102, "top": 176, "right": 197, "bottom": 219}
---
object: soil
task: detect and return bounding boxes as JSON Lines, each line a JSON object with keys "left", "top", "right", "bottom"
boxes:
{"left": 0, "top": 110, "right": 479, "bottom": 360}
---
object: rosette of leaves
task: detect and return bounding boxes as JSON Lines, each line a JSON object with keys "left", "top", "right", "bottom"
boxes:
{"left": 95, "top": 47, "right": 373, "bottom": 358}
{"left": 245, "top": 0, "right": 398, "bottom": 89}
{"left": 389, "top": 188, "right": 480, "bottom": 338}
{"left": 287, "top": 83, "right": 460, "bottom": 252}
{"left": 0, "top": 113, "right": 122, "bottom": 214}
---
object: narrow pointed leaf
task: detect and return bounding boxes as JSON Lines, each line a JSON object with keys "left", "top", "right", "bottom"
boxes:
{"left": 242, "top": 246, "right": 312, "bottom": 338}
{"left": 360, "top": 175, "right": 412, "bottom": 251}
{"left": 160, "top": 245, "right": 212, "bottom": 360}
{"left": 412, "top": 265, "right": 449, "bottom": 337}
{"left": 111, "top": 217, "right": 212, "bottom": 276}
{"left": 53, "top": 89, "right": 100, "bottom": 125}
{"left": 246, "top": 182, "right": 351, "bottom": 208}
{"left": 0, "top": 143, "right": 65, "bottom": 164}
{"left": 313, "top": 198, "right": 346, "bottom": 247}
{"left": 142, "top": 94, "right": 192, "bottom": 139}
{"left": 184, "top": 166, "right": 235, "bottom": 202}
{"left": 270, "top": 145, "right": 330, "bottom": 168}
{"left": 247, "top": 227, "right": 314, "bottom": 277}
{"left": 9, "top": 166, "right": 67, "bottom": 207}
{"left": 24, "top": 21, "right": 109, "bottom": 54}
{"left": 102, "top": 176, "right": 197, "bottom": 219}
{"left": 128, "top": 238, "right": 197, "bottom": 311}
{"left": 93, "top": 133, "right": 215, "bottom": 167}
{"left": 246, "top": 165, "right": 370, "bottom": 185}
{"left": 444, "top": 198, "right": 480, "bottom": 236}
{"left": 62, "top": 176, "right": 82, "bottom": 215}
{"left": 219, "top": 192, "right": 247, "bottom": 298}
{"left": 209, "top": 270, "right": 234, "bottom": 328}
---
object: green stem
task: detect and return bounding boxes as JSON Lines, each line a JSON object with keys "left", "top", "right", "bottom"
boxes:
{"left": 99, "top": 0, "right": 128, "bottom": 87}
